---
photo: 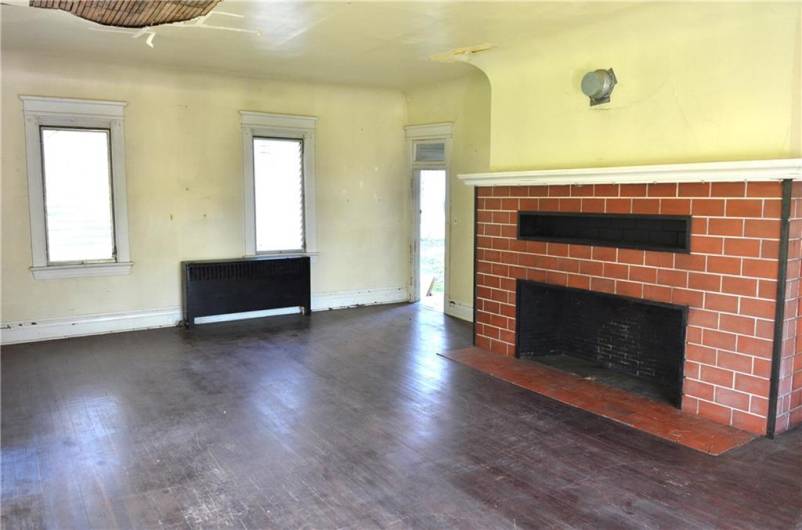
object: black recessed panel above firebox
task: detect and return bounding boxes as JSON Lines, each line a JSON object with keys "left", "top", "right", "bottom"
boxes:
{"left": 517, "top": 212, "right": 690, "bottom": 252}
{"left": 516, "top": 280, "right": 687, "bottom": 406}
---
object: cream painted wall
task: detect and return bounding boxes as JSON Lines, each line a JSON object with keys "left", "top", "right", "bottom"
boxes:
{"left": 1, "top": 52, "right": 408, "bottom": 323}
{"left": 5, "top": 2, "right": 797, "bottom": 328}
{"left": 405, "top": 70, "right": 491, "bottom": 313}
{"left": 470, "top": 2, "right": 802, "bottom": 170}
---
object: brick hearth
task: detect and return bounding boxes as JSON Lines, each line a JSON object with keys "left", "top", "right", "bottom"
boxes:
{"left": 473, "top": 181, "right": 802, "bottom": 435}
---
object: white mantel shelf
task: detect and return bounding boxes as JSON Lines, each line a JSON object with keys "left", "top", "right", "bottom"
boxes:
{"left": 459, "top": 159, "right": 802, "bottom": 187}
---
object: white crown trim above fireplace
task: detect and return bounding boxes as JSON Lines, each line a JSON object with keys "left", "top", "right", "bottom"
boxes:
{"left": 459, "top": 159, "right": 802, "bottom": 187}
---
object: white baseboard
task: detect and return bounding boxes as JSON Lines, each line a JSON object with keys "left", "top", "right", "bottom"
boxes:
{"left": 312, "top": 287, "right": 408, "bottom": 311}
{"left": 1, "top": 308, "right": 182, "bottom": 346}
{"left": 445, "top": 300, "right": 474, "bottom": 322}
{"left": 0, "top": 287, "right": 409, "bottom": 346}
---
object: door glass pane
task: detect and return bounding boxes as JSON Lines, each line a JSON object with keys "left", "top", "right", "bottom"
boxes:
{"left": 41, "top": 128, "right": 115, "bottom": 263}
{"left": 253, "top": 137, "right": 305, "bottom": 252}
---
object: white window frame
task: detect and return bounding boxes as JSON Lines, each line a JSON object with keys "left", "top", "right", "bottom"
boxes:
{"left": 405, "top": 122, "right": 453, "bottom": 304}
{"left": 240, "top": 111, "right": 318, "bottom": 257}
{"left": 21, "top": 96, "right": 132, "bottom": 280}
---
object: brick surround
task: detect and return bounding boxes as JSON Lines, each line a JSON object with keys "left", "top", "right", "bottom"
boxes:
{"left": 776, "top": 183, "right": 802, "bottom": 433}
{"left": 474, "top": 181, "right": 802, "bottom": 435}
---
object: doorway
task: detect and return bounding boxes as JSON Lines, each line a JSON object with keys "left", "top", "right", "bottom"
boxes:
{"left": 418, "top": 169, "right": 447, "bottom": 311}
{"left": 405, "top": 124, "right": 452, "bottom": 313}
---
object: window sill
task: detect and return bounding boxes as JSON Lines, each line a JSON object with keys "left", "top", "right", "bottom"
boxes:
{"left": 31, "top": 261, "right": 133, "bottom": 280}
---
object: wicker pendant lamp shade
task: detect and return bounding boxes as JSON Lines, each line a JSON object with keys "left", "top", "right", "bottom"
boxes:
{"left": 29, "top": 0, "right": 223, "bottom": 28}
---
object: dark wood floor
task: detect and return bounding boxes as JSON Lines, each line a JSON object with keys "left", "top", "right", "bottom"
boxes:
{"left": 2, "top": 304, "right": 801, "bottom": 529}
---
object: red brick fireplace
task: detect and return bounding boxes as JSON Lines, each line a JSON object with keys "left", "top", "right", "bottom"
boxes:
{"left": 463, "top": 160, "right": 802, "bottom": 436}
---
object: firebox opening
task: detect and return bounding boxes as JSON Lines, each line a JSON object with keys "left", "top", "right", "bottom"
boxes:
{"left": 516, "top": 280, "right": 687, "bottom": 407}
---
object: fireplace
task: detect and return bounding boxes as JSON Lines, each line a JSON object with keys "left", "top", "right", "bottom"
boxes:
{"left": 516, "top": 280, "right": 687, "bottom": 406}
{"left": 462, "top": 160, "right": 802, "bottom": 436}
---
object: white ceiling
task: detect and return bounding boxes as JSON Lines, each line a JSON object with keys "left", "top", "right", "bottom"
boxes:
{"left": 1, "top": 1, "right": 636, "bottom": 89}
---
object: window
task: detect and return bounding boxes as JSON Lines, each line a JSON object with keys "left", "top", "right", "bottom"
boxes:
{"left": 241, "top": 112, "right": 317, "bottom": 256}
{"left": 22, "top": 97, "right": 131, "bottom": 279}
{"left": 41, "top": 128, "right": 115, "bottom": 262}
{"left": 253, "top": 137, "right": 304, "bottom": 252}
{"left": 414, "top": 141, "right": 446, "bottom": 163}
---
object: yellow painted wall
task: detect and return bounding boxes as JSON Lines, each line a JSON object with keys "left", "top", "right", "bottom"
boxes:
{"left": 405, "top": 70, "right": 491, "bottom": 313}
{"left": 471, "top": 2, "right": 802, "bottom": 170}
{"left": 1, "top": 52, "right": 408, "bottom": 322}
{"left": 5, "top": 2, "right": 798, "bottom": 327}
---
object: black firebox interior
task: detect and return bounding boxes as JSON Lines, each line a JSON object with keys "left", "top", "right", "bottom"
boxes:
{"left": 516, "top": 280, "right": 687, "bottom": 406}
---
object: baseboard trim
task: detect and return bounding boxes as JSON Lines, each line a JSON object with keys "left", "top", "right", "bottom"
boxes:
{"left": 1, "top": 287, "right": 409, "bottom": 345}
{"left": 312, "top": 287, "right": 408, "bottom": 311}
{"left": 1, "top": 308, "right": 182, "bottom": 346}
{"left": 445, "top": 300, "right": 474, "bottom": 322}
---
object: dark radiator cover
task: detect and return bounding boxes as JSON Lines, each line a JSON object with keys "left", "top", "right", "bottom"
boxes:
{"left": 516, "top": 280, "right": 687, "bottom": 406}
{"left": 182, "top": 256, "right": 311, "bottom": 327}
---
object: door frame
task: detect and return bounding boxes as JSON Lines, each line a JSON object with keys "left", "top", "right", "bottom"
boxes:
{"left": 404, "top": 123, "right": 453, "bottom": 305}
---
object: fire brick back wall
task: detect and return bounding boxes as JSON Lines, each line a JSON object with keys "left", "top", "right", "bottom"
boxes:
{"left": 475, "top": 181, "right": 787, "bottom": 434}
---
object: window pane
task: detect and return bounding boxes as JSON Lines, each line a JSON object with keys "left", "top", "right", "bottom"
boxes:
{"left": 41, "top": 128, "right": 115, "bottom": 263}
{"left": 254, "top": 138, "right": 304, "bottom": 252}
{"left": 415, "top": 142, "right": 445, "bottom": 162}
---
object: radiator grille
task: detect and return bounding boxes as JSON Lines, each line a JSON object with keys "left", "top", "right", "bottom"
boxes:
{"left": 182, "top": 256, "right": 311, "bottom": 326}
{"left": 188, "top": 259, "right": 305, "bottom": 282}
